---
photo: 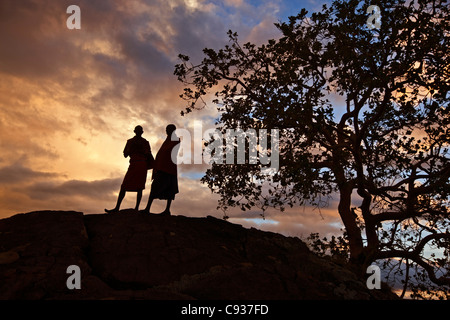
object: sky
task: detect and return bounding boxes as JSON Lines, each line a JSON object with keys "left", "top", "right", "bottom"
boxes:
{"left": 0, "top": 0, "right": 347, "bottom": 239}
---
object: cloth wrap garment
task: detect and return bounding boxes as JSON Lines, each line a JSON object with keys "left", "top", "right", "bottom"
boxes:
{"left": 149, "top": 137, "right": 180, "bottom": 200}
{"left": 121, "top": 136, "right": 151, "bottom": 191}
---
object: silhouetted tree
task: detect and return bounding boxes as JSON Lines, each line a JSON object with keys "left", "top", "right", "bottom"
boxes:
{"left": 175, "top": 0, "right": 449, "bottom": 298}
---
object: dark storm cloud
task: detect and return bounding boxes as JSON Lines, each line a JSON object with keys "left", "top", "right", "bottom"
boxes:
{"left": 0, "top": 0, "right": 89, "bottom": 79}
{"left": 25, "top": 177, "right": 121, "bottom": 200}
{"left": 0, "top": 163, "right": 59, "bottom": 185}
{"left": 0, "top": 162, "right": 118, "bottom": 201}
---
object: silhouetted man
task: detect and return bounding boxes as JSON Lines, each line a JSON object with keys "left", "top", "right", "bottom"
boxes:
{"left": 105, "top": 125, "right": 151, "bottom": 213}
{"left": 142, "top": 124, "right": 180, "bottom": 215}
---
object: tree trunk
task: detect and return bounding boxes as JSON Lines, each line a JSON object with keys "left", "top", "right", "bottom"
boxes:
{"left": 338, "top": 182, "right": 364, "bottom": 266}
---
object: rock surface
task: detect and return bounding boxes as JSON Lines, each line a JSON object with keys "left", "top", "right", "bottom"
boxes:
{"left": 0, "top": 210, "right": 397, "bottom": 300}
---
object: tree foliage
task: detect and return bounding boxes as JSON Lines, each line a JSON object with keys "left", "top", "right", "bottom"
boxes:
{"left": 174, "top": 0, "right": 450, "bottom": 298}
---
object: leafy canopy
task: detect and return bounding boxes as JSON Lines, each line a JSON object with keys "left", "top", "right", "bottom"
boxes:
{"left": 175, "top": 0, "right": 449, "bottom": 298}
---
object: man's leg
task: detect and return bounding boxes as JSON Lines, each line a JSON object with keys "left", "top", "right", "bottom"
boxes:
{"left": 161, "top": 198, "right": 172, "bottom": 216}
{"left": 135, "top": 190, "right": 142, "bottom": 211}
{"left": 105, "top": 189, "right": 126, "bottom": 213}
{"left": 142, "top": 196, "right": 154, "bottom": 214}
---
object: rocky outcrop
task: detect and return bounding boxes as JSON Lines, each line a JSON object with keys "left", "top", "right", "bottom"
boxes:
{"left": 0, "top": 210, "right": 397, "bottom": 300}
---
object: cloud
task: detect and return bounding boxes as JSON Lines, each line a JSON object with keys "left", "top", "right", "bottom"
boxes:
{"left": 0, "top": 161, "right": 120, "bottom": 218}
{"left": 0, "top": 163, "right": 59, "bottom": 185}
{"left": 224, "top": 0, "right": 244, "bottom": 8}
{"left": 226, "top": 198, "right": 344, "bottom": 239}
{"left": 0, "top": 0, "right": 344, "bottom": 240}
{"left": 25, "top": 178, "right": 121, "bottom": 200}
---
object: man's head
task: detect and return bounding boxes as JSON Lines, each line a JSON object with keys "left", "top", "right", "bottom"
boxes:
{"left": 134, "top": 125, "right": 144, "bottom": 136}
{"left": 166, "top": 124, "right": 176, "bottom": 136}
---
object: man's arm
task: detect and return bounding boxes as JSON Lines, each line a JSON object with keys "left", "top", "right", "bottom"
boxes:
{"left": 123, "top": 141, "right": 131, "bottom": 158}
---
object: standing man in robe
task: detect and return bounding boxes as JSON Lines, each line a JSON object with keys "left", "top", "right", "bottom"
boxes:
{"left": 142, "top": 124, "right": 180, "bottom": 216}
{"left": 105, "top": 125, "right": 151, "bottom": 213}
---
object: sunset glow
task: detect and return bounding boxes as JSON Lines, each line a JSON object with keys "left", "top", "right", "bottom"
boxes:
{"left": 0, "top": 0, "right": 343, "bottom": 239}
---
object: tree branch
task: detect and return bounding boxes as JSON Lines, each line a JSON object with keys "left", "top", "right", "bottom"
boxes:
{"left": 376, "top": 233, "right": 450, "bottom": 286}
